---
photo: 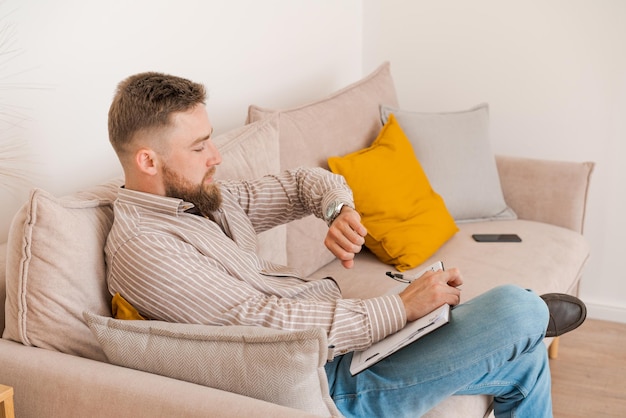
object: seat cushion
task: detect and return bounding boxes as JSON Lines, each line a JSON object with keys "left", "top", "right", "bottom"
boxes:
{"left": 313, "top": 219, "right": 590, "bottom": 303}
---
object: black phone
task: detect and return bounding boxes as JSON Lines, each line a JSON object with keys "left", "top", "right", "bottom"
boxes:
{"left": 472, "top": 234, "right": 522, "bottom": 243}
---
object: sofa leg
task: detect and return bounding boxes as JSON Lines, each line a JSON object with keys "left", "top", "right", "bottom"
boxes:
{"left": 0, "top": 385, "right": 15, "bottom": 418}
{"left": 548, "top": 337, "right": 560, "bottom": 359}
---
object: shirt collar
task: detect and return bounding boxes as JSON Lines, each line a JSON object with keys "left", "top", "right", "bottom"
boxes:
{"left": 117, "top": 187, "right": 196, "bottom": 216}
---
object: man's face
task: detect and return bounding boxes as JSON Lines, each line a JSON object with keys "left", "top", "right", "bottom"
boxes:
{"left": 159, "top": 104, "right": 222, "bottom": 215}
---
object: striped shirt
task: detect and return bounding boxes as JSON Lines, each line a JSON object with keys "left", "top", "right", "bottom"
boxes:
{"left": 105, "top": 167, "right": 406, "bottom": 358}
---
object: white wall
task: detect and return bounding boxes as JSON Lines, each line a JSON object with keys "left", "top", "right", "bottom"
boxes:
{"left": 3, "top": 0, "right": 624, "bottom": 322}
{"left": 0, "top": 0, "right": 362, "bottom": 240}
{"left": 363, "top": 0, "right": 626, "bottom": 322}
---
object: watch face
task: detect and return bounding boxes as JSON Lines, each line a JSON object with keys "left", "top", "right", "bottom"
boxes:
{"left": 325, "top": 202, "right": 336, "bottom": 220}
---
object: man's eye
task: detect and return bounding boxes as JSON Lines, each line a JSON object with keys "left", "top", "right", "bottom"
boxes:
{"left": 193, "top": 145, "right": 205, "bottom": 152}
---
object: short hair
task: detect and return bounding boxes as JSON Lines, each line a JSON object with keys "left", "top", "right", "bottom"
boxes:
{"left": 108, "top": 72, "right": 206, "bottom": 155}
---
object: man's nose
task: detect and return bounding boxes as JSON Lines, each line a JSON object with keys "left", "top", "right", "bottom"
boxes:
{"left": 208, "top": 149, "right": 222, "bottom": 166}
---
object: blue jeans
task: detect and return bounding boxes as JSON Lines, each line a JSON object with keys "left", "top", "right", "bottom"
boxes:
{"left": 325, "top": 285, "right": 552, "bottom": 417}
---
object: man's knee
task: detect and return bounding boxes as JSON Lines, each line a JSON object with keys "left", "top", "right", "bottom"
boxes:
{"left": 483, "top": 285, "right": 549, "bottom": 340}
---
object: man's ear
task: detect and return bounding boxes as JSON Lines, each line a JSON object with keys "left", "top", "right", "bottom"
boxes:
{"left": 135, "top": 148, "right": 159, "bottom": 176}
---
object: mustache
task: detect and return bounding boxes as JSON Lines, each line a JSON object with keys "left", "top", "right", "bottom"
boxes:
{"left": 203, "top": 167, "right": 217, "bottom": 181}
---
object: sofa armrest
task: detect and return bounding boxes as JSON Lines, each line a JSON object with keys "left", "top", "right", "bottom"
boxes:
{"left": 0, "top": 339, "right": 324, "bottom": 418}
{"left": 495, "top": 155, "right": 594, "bottom": 234}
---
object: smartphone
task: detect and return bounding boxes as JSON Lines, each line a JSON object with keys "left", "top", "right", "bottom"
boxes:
{"left": 472, "top": 234, "right": 522, "bottom": 243}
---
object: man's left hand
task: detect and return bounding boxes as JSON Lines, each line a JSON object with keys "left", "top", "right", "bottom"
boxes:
{"left": 324, "top": 206, "right": 367, "bottom": 269}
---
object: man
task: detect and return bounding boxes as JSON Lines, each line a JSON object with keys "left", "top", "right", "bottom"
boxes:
{"left": 105, "top": 72, "right": 586, "bottom": 417}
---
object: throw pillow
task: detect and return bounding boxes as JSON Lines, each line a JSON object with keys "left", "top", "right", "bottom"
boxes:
{"left": 3, "top": 182, "right": 122, "bottom": 362}
{"left": 84, "top": 312, "right": 341, "bottom": 417}
{"left": 247, "top": 62, "right": 399, "bottom": 276}
{"left": 328, "top": 114, "right": 458, "bottom": 271}
{"left": 380, "top": 103, "right": 516, "bottom": 223}
{"left": 112, "top": 293, "right": 145, "bottom": 320}
{"left": 2, "top": 117, "right": 284, "bottom": 361}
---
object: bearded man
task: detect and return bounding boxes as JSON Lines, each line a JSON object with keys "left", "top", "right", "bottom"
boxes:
{"left": 105, "top": 72, "right": 586, "bottom": 417}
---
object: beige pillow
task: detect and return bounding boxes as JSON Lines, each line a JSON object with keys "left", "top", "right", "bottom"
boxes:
{"left": 247, "top": 62, "right": 399, "bottom": 276}
{"left": 84, "top": 312, "right": 340, "bottom": 417}
{"left": 2, "top": 118, "right": 284, "bottom": 360}
{"left": 3, "top": 182, "right": 121, "bottom": 361}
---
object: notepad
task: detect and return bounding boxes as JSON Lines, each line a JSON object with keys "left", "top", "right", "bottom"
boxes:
{"left": 349, "top": 261, "right": 450, "bottom": 376}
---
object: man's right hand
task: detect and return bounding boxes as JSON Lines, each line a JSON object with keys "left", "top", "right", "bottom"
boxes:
{"left": 399, "top": 268, "right": 463, "bottom": 322}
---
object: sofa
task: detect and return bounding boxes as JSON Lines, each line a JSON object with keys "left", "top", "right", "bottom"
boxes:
{"left": 1, "top": 62, "right": 593, "bottom": 417}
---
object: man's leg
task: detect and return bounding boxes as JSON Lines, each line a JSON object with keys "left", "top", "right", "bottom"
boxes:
{"left": 325, "top": 285, "right": 552, "bottom": 418}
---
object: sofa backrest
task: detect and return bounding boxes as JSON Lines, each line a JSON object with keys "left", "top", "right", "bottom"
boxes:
{"left": 247, "top": 62, "right": 399, "bottom": 276}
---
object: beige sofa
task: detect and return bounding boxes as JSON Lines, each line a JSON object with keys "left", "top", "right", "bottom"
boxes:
{"left": 1, "top": 63, "right": 593, "bottom": 417}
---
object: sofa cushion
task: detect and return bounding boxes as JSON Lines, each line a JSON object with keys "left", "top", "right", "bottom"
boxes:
{"left": 328, "top": 114, "right": 458, "bottom": 271}
{"left": 247, "top": 62, "right": 399, "bottom": 276}
{"left": 315, "top": 219, "right": 590, "bottom": 305}
{"left": 84, "top": 312, "right": 341, "bottom": 417}
{"left": 2, "top": 118, "right": 284, "bottom": 361}
{"left": 380, "top": 103, "right": 516, "bottom": 223}
{"left": 2, "top": 183, "right": 121, "bottom": 361}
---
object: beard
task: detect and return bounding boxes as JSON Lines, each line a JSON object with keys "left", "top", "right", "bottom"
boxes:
{"left": 161, "top": 163, "right": 222, "bottom": 216}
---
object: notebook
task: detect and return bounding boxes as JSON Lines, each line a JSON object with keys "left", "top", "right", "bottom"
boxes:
{"left": 349, "top": 261, "right": 450, "bottom": 375}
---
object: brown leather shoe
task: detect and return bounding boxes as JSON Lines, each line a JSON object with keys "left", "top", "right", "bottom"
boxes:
{"left": 541, "top": 293, "right": 587, "bottom": 337}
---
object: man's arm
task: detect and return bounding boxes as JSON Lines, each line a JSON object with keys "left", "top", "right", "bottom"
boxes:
{"left": 221, "top": 167, "right": 368, "bottom": 268}
{"left": 220, "top": 167, "right": 354, "bottom": 234}
{"left": 107, "top": 233, "right": 406, "bottom": 358}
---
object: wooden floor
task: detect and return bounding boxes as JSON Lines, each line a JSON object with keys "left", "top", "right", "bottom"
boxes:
{"left": 550, "top": 318, "right": 626, "bottom": 417}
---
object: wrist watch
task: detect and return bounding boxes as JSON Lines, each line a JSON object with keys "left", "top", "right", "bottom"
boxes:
{"left": 324, "top": 200, "right": 350, "bottom": 226}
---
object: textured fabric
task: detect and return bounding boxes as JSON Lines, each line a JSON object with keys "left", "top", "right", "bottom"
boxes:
{"left": 84, "top": 312, "right": 342, "bottom": 417}
{"left": 328, "top": 114, "right": 458, "bottom": 271}
{"left": 2, "top": 182, "right": 122, "bottom": 361}
{"left": 495, "top": 155, "right": 594, "bottom": 233}
{"left": 105, "top": 168, "right": 406, "bottom": 358}
{"left": 0, "top": 338, "right": 321, "bottom": 418}
{"left": 247, "top": 62, "right": 399, "bottom": 276}
{"left": 380, "top": 104, "right": 516, "bottom": 223}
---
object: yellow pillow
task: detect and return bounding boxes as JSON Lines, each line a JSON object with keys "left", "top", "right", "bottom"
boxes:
{"left": 112, "top": 293, "right": 146, "bottom": 320}
{"left": 328, "top": 114, "right": 458, "bottom": 271}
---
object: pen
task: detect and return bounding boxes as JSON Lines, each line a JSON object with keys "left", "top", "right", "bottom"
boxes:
{"left": 385, "top": 271, "right": 417, "bottom": 283}
{"left": 386, "top": 272, "right": 403, "bottom": 279}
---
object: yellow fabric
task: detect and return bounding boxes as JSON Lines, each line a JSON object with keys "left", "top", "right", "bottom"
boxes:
{"left": 328, "top": 114, "right": 458, "bottom": 271}
{"left": 112, "top": 293, "right": 146, "bottom": 320}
